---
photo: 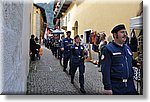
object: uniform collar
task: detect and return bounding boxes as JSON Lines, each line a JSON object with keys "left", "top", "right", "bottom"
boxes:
{"left": 75, "top": 43, "right": 80, "bottom": 46}
{"left": 66, "top": 37, "right": 71, "bottom": 39}
{"left": 112, "top": 42, "right": 125, "bottom": 48}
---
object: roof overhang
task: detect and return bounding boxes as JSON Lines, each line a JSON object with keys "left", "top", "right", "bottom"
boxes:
{"left": 54, "top": 0, "right": 72, "bottom": 18}
{"left": 34, "top": 3, "right": 47, "bottom": 23}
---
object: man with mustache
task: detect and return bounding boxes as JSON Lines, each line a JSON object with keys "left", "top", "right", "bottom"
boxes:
{"left": 101, "top": 24, "right": 137, "bottom": 95}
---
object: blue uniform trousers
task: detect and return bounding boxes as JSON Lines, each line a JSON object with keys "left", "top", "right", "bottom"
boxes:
{"left": 53, "top": 47, "right": 59, "bottom": 58}
{"left": 63, "top": 52, "right": 71, "bottom": 72}
{"left": 71, "top": 61, "right": 85, "bottom": 87}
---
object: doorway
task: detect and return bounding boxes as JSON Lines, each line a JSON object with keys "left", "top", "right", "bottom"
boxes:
{"left": 74, "top": 21, "right": 78, "bottom": 36}
{"left": 84, "top": 30, "right": 92, "bottom": 44}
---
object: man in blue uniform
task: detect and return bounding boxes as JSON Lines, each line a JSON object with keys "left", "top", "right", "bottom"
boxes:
{"left": 59, "top": 35, "right": 65, "bottom": 66}
{"left": 101, "top": 24, "right": 137, "bottom": 95}
{"left": 50, "top": 35, "right": 55, "bottom": 55}
{"left": 61, "top": 31, "right": 73, "bottom": 73}
{"left": 53, "top": 34, "right": 60, "bottom": 58}
{"left": 70, "top": 35, "right": 88, "bottom": 94}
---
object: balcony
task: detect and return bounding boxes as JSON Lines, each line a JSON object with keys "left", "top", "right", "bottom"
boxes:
{"left": 54, "top": 0, "right": 72, "bottom": 18}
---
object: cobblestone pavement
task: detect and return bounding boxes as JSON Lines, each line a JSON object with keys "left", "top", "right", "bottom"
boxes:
{"left": 27, "top": 46, "right": 104, "bottom": 95}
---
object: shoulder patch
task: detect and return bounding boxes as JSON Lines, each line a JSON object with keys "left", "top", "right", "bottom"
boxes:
{"left": 101, "top": 55, "right": 105, "bottom": 60}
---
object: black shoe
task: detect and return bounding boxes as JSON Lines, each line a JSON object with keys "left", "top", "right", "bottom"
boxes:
{"left": 71, "top": 80, "right": 74, "bottom": 84}
{"left": 80, "top": 88, "right": 86, "bottom": 94}
{"left": 69, "top": 72, "right": 71, "bottom": 75}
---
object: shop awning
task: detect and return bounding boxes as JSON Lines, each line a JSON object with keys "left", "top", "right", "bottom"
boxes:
{"left": 51, "top": 29, "right": 64, "bottom": 34}
{"left": 130, "top": 16, "right": 143, "bottom": 30}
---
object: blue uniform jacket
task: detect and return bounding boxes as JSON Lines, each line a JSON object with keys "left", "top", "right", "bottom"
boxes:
{"left": 62, "top": 38, "right": 73, "bottom": 54}
{"left": 59, "top": 40, "right": 63, "bottom": 48}
{"left": 70, "top": 43, "right": 86, "bottom": 64}
{"left": 101, "top": 42, "right": 134, "bottom": 90}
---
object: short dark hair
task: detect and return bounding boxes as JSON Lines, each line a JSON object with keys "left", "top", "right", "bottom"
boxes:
{"left": 35, "top": 37, "right": 38, "bottom": 41}
{"left": 74, "top": 35, "right": 80, "bottom": 39}
{"left": 66, "top": 31, "right": 71, "bottom": 34}
{"left": 31, "top": 35, "right": 35, "bottom": 39}
{"left": 61, "top": 35, "right": 64, "bottom": 38}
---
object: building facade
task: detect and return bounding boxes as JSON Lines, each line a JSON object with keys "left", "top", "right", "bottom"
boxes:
{"left": 54, "top": 0, "right": 142, "bottom": 41}
{"left": 53, "top": 0, "right": 142, "bottom": 63}
{"left": 0, "top": 0, "right": 32, "bottom": 94}
{"left": 32, "top": 4, "right": 47, "bottom": 42}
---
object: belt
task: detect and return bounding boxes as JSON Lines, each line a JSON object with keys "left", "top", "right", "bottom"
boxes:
{"left": 78, "top": 56, "right": 84, "bottom": 59}
{"left": 111, "top": 77, "right": 129, "bottom": 83}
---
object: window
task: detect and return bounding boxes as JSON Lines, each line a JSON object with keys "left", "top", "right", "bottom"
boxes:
{"left": 68, "top": 13, "right": 70, "bottom": 22}
{"left": 65, "top": 16, "right": 67, "bottom": 25}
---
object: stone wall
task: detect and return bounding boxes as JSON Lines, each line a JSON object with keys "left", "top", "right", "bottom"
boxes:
{"left": 0, "top": 0, "right": 32, "bottom": 94}
{"left": 0, "top": 0, "right": 3, "bottom": 94}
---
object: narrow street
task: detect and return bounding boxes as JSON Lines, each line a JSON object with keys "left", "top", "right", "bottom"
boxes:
{"left": 0, "top": 0, "right": 143, "bottom": 95}
{"left": 27, "top": 46, "right": 103, "bottom": 95}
